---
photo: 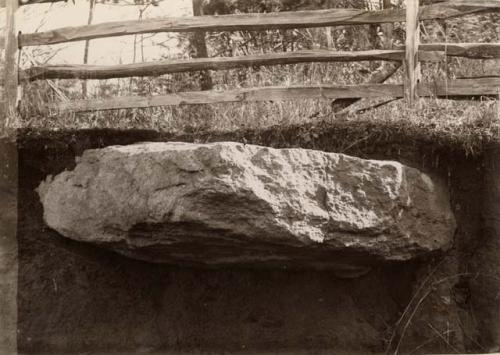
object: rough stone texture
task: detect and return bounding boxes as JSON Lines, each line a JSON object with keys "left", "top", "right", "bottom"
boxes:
{"left": 37, "top": 142, "right": 455, "bottom": 271}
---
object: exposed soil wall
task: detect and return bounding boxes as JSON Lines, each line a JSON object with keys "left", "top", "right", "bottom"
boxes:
{"left": 0, "top": 138, "right": 18, "bottom": 354}
{"left": 14, "top": 122, "right": 491, "bottom": 354}
{"left": 474, "top": 145, "right": 500, "bottom": 351}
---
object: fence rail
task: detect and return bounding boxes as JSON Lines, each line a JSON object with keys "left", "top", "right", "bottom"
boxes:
{"left": 1, "top": 0, "right": 500, "bottom": 119}
{"left": 18, "top": 1, "right": 500, "bottom": 47}
{"left": 49, "top": 77, "right": 500, "bottom": 113}
{"left": 21, "top": 49, "right": 447, "bottom": 82}
{"left": 2, "top": 43, "right": 495, "bottom": 84}
{"left": 411, "top": 43, "right": 500, "bottom": 59}
{"left": 0, "top": 0, "right": 66, "bottom": 7}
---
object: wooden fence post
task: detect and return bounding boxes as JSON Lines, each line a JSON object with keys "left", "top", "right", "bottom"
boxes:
{"left": 3, "top": 0, "right": 18, "bottom": 132}
{"left": 497, "top": 90, "right": 500, "bottom": 120}
{"left": 0, "top": 1, "right": 18, "bottom": 354}
{"left": 405, "top": 0, "right": 420, "bottom": 107}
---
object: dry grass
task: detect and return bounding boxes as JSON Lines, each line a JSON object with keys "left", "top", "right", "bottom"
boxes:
{"left": 17, "top": 60, "right": 375, "bottom": 130}
{"left": 349, "top": 98, "right": 500, "bottom": 154}
{"left": 16, "top": 12, "right": 500, "bottom": 152}
{"left": 19, "top": 72, "right": 500, "bottom": 156}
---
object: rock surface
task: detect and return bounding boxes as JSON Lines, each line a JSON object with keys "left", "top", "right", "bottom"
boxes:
{"left": 37, "top": 142, "right": 455, "bottom": 271}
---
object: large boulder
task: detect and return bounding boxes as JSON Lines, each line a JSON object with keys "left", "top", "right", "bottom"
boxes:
{"left": 37, "top": 142, "right": 455, "bottom": 273}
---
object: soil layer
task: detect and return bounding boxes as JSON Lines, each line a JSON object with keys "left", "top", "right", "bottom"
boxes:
{"left": 14, "top": 122, "right": 490, "bottom": 354}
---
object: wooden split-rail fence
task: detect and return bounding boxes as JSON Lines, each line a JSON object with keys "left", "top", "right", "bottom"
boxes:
{"left": 0, "top": 2, "right": 498, "bottom": 353}
{"left": 1, "top": 0, "right": 500, "bottom": 134}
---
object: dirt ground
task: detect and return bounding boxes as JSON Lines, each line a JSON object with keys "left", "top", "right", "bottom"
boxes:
{"left": 12, "top": 121, "right": 495, "bottom": 354}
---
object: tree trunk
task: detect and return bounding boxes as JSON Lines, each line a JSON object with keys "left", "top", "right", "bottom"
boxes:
{"left": 381, "top": 0, "right": 393, "bottom": 49}
{"left": 191, "top": 0, "right": 213, "bottom": 90}
{"left": 82, "top": 0, "right": 95, "bottom": 98}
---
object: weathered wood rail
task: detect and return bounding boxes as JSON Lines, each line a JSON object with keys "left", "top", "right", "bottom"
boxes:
{"left": 50, "top": 77, "right": 500, "bottom": 113}
{"left": 8, "top": 43, "right": 495, "bottom": 83}
{"left": 0, "top": 0, "right": 66, "bottom": 6}
{"left": 21, "top": 49, "right": 446, "bottom": 82}
{"left": 18, "top": 1, "right": 500, "bottom": 47}
{"left": 1, "top": 0, "right": 500, "bottom": 118}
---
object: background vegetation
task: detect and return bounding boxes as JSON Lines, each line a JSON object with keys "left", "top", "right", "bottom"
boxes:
{"left": 14, "top": 0, "right": 500, "bottom": 151}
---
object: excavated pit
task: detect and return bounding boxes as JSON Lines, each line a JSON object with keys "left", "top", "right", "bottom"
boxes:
{"left": 9, "top": 122, "right": 497, "bottom": 354}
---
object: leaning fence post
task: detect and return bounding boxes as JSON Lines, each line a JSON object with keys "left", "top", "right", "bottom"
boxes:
{"left": 3, "top": 0, "right": 19, "bottom": 134}
{"left": 404, "top": 0, "right": 420, "bottom": 107}
{"left": 0, "top": 1, "right": 19, "bottom": 354}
